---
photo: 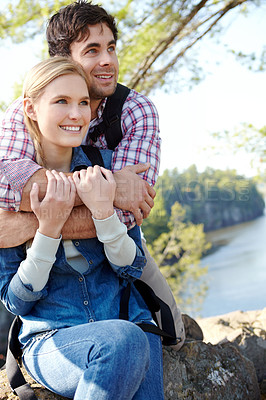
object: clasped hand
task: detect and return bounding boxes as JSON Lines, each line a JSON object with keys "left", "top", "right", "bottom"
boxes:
{"left": 30, "top": 167, "right": 116, "bottom": 239}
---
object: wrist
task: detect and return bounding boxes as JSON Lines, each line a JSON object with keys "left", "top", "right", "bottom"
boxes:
{"left": 91, "top": 206, "right": 114, "bottom": 220}
{"left": 38, "top": 223, "right": 62, "bottom": 239}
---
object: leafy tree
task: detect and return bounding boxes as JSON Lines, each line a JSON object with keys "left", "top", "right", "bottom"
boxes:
{"left": 115, "top": 0, "right": 263, "bottom": 94}
{"left": 143, "top": 165, "right": 265, "bottom": 242}
{"left": 0, "top": 0, "right": 263, "bottom": 97}
{"left": 142, "top": 165, "right": 264, "bottom": 313}
{"left": 211, "top": 123, "right": 266, "bottom": 178}
{"left": 147, "top": 202, "right": 210, "bottom": 314}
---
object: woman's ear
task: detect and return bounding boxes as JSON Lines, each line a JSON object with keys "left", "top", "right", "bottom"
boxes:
{"left": 23, "top": 98, "right": 37, "bottom": 121}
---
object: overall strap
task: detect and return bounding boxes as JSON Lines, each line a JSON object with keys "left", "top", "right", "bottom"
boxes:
{"left": 81, "top": 145, "right": 105, "bottom": 167}
{"left": 72, "top": 146, "right": 105, "bottom": 172}
{"left": 5, "top": 316, "right": 38, "bottom": 400}
{"left": 88, "top": 83, "right": 131, "bottom": 150}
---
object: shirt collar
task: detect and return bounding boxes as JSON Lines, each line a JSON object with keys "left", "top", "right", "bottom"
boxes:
{"left": 89, "top": 98, "right": 107, "bottom": 130}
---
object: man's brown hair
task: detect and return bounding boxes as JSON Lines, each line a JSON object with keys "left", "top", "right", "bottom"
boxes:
{"left": 47, "top": 1, "right": 118, "bottom": 57}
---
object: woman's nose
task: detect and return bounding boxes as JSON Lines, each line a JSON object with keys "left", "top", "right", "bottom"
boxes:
{"left": 69, "top": 105, "right": 81, "bottom": 120}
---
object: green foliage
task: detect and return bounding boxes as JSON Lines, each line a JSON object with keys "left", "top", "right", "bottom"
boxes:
{"left": 0, "top": 0, "right": 262, "bottom": 95}
{"left": 211, "top": 123, "right": 266, "bottom": 178}
{"left": 0, "top": 1, "right": 69, "bottom": 43}
{"left": 146, "top": 201, "right": 210, "bottom": 315}
{"left": 112, "top": 0, "right": 261, "bottom": 94}
{"left": 143, "top": 165, "right": 265, "bottom": 241}
{"left": 142, "top": 165, "right": 264, "bottom": 313}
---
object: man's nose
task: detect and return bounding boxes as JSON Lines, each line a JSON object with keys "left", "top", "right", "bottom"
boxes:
{"left": 99, "top": 50, "right": 113, "bottom": 66}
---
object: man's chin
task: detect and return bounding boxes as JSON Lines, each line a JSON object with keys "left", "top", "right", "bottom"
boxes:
{"left": 90, "top": 83, "right": 117, "bottom": 100}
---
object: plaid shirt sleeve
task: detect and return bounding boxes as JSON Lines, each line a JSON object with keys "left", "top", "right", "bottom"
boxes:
{"left": 0, "top": 97, "right": 42, "bottom": 211}
{"left": 111, "top": 90, "right": 161, "bottom": 227}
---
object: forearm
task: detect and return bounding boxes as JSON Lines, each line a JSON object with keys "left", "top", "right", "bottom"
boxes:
{"left": 93, "top": 212, "right": 136, "bottom": 266}
{"left": 0, "top": 205, "right": 97, "bottom": 248}
{"left": 18, "top": 230, "right": 61, "bottom": 292}
{"left": 61, "top": 205, "right": 96, "bottom": 239}
{"left": 0, "top": 209, "right": 38, "bottom": 248}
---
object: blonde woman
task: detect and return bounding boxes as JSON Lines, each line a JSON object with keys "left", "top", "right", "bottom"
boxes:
{"left": 0, "top": 58, "right": 164, "bottom": 399}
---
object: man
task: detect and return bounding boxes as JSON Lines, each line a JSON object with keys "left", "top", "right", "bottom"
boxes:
{"left": 0, "top": 1, "right": 202, "bottom": 345}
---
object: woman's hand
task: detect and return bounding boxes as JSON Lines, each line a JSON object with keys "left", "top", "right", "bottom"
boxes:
{"left": 73, "top": 166, "right": 116, "bottom": 220}
{"left": 30, "top": 170, "right": 76, "bottom": 238}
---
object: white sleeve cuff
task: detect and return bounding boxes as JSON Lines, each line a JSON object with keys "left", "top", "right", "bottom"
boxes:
{"left": 18, "top": 230, "right": 61, "bottom": 292}
{"left": 92, "top": 212, "right": 136, "bottom": 267}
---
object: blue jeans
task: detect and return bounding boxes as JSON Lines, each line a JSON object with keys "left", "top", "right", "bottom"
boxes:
{"left": 22, "top": 319, "right": 164, "bottom": 400}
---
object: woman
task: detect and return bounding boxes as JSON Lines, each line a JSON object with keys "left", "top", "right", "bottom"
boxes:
{"left": 0, "top": 57, "right": 164, "bottom": 399}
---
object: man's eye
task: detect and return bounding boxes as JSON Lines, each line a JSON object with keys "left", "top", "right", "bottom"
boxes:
{"left": 108, "top": 46, "right": 116, "bottom": 53}
{"left": 86, "top": 48, "right": 96, "bottom": 54}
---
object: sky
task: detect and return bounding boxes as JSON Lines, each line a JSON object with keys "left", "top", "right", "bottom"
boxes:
{"left": 0, "top": 2, "right": 265, "bottom": 178}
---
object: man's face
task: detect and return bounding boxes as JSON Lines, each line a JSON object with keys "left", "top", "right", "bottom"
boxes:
{"left": 70, "top": 23, "right": 119, "bottom": 102}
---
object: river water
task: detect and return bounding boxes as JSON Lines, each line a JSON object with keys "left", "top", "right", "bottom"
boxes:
{"left": 199, "top": 212, "right": 266, "bottom": 318}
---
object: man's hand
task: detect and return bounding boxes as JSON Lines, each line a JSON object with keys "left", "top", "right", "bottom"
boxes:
{"left": 113, "top": 163, "right": 156, "bottom": 226}
{"left": 0, "top": 209, "right": 38, "bottom": 248}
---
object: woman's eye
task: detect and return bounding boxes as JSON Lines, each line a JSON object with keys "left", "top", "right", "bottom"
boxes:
{"left": 80, "top": 100, "right": 90, "bottom": 106}
{"left": 57, "top": 99, "right": 67, "bottom": 104}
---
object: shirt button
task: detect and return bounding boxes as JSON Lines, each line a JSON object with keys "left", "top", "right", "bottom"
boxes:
{"left": 84, "top": 300, "right": 88, "bottom": 306}
{"left": 75, "top": 241, "right": 79, "bottom": 246}
{"left": 79, "top": 277, "right": 83, "bottom": 282}
{"left": 89, "top": 260, "right": 93, "bottom": 265}
{"left": 89, "top": 319, "right": 94, "bottom": 323}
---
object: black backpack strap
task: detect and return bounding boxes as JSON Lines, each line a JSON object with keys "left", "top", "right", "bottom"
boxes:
{"left": 88, "top": 83, "right": 130, "bottom": 150}
{"left": 119, "top": 280, "right": 180, "bottom": 346}
{"left": 5, "top": 316, "right": 38, "bottom": 400}
{"left": 119, "top": 282, "right": 131, "bottom": 320}
{"left": 136, "top": 322, "right": 180, "bottom": 344}
{"left": 134, "top": 280, "right": 179, "bottom": 346}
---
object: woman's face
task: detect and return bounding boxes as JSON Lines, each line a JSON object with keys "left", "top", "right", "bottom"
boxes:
{"left": 29, "top": 73, "right": 91, "bottom": 150}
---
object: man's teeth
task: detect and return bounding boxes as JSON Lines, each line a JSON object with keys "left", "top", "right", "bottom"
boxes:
{"left": 61, "top": 126, "right": 81, "bottom": 131}
{"left": 97, "top": 75, "right": 112, "bottom": 79}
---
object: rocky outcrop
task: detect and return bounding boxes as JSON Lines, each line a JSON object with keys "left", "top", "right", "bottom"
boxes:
{"left": 0, "top": 308, "right": 264, "bottom": 399}
{"left": 163, "top": 341, "right": 260, "bottom": 399}
{"left": 198, "top": 308, "right": 266, "bottom": 399}
{"left": 0, "top": 340, "right": 261, "bottom": 400}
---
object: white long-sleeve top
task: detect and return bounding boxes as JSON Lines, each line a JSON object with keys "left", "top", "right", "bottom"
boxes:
{"left": 18, "top": 212, "right": 136, "bottom": 292}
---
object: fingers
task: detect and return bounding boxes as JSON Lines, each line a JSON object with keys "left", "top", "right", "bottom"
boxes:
{"left": 100, "top": 166, "right": 115, "bottom": 183}
{"left": 132, "top": 208, "right": 143, "bottom": 226}
{"left": 139, "top": 201, "right": 152, "bottom": 220}
{"left": 67, "top": 175, "right": 76, "bottom": 204}
{"left": 146, "top": 181, "right": 156, "bottom": 200}
{"left": 46, "top": 170, "right": 76, "bottom": 201}
{"left": 30, "top": 182, "right": 40, "bottom": 212}
{"left": 124, "top": 162, "right": 150, "bottom": 175}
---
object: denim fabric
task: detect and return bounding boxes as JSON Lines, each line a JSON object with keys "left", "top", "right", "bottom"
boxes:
{"left": 0, "top": 147, "right": 151, "bottom": 347}
{"left": 22, "top": 320, "right": 164, "bottom": 400}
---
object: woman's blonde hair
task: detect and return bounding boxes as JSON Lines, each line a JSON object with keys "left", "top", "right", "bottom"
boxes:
{"left": 23, "top": 56, "right": 90, "bottom": 166}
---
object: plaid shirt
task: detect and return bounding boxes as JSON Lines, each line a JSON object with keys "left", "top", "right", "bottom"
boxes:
{"left": 0, "top": 89, "right": 161, "bottom": 226}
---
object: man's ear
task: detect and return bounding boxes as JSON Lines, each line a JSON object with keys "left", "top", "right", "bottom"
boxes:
{"left": 23, "top": 98, "right": 37, "bottom": 121}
